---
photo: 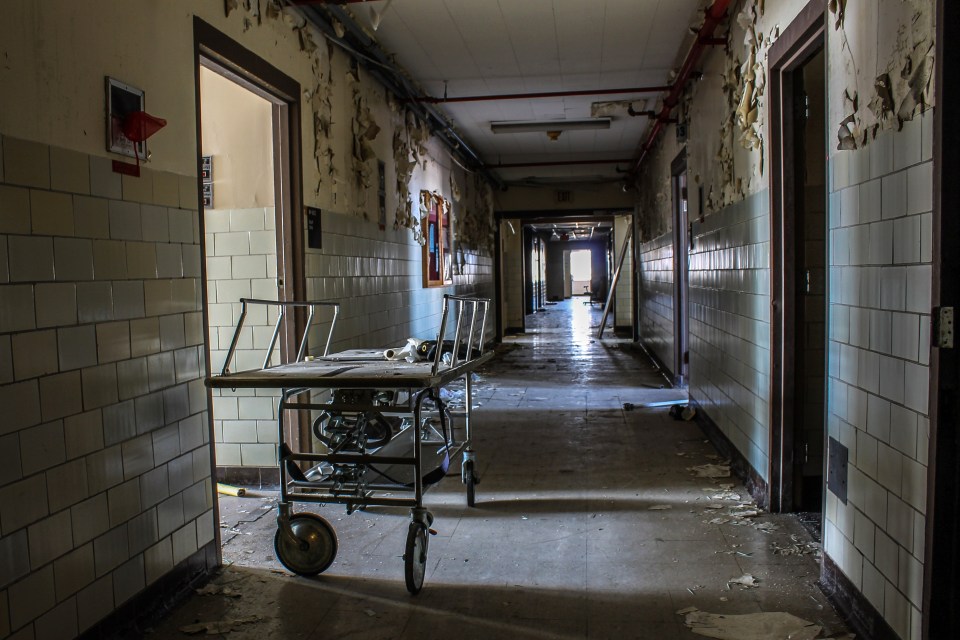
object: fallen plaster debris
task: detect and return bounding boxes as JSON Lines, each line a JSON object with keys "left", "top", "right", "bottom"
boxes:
{"left": 773, "top": 535, "right": 821, "bottom": 556}
{"left": 648, "top": 504, "right": 673, "bottom": 510}
{"left": 195, "top": 584, "right": 242, "bottom": 598}
{"left": 727, "top": 573, "right": 760, "bottom": 589}
{"left": 689, "top": 463, "right": 732, "bottom": 478}
{"left": 679, "top": 608, "right": 822, "bottom": 640}
{"left": 179, "top": 615, "right": 266, "bottom": 635}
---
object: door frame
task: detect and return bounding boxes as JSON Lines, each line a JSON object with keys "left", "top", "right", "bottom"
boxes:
{"left": 768, "top": 0, "right": 826, "bottom": 514}
{"left": 924, "top": 0, "right": 958, "bottom": 634}
{"left": 193, "top": 19, "right": 307, "bottom": 474}
{"left": 671, "top": 150, "right": 689, "bottom": 385}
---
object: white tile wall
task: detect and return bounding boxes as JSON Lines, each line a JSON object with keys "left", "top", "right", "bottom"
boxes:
{"left": 1, "top": 137, "right": 213, "bottom": 637}
{"left": 639, "top": 233, "right": 675, "bottom": 372}
{"left": 686, "top": 192, "right": 771, "bottom": 478}
{"left": 825, "top": 127, "right": 932, "bottom": 639}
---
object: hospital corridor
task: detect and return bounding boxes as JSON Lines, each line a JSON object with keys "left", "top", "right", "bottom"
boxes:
{"left": 0, "top": 1, "right": 957, "bottom": 639}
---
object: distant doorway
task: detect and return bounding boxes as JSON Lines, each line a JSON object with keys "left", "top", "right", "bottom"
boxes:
{"left": 570, "top": 249, "right": 592, "bottom": 297}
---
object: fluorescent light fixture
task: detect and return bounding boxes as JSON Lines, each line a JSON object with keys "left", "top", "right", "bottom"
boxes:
{"left": 490, "top": 118, "right": 611, "bottom": 134}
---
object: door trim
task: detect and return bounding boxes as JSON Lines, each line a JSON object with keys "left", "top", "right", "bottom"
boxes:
{"left": 671, "top": 150, "right": 688, "bottom": 386}
{"left": 193, "top": 19, "right": 306, "bottom": 476}
{"left": 768, "top": 0, "right": 826, "bottom": 513}
{"left": 924, "top": 0, "right": 957, "bottom": 635}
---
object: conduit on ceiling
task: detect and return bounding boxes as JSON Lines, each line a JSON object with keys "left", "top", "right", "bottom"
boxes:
{"left": 630, "top": 0, "right": 731, "bottom": 176}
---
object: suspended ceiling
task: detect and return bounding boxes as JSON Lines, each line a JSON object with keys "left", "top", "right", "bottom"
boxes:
{"left": 311, "top": 0, "right": 706, "bottom": 186}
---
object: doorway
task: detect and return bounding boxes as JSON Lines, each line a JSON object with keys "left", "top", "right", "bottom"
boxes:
{"left": 671, "top": 151, "right": 689, "bottom": 386}
{"left": 570, "top": 249, "right": 592, "bottom": 297}
{"left": 769, "top": 4, "right": 826, "bottom": 514}
{"left": 194, "top": 19, "right": 305, "bottom": 486}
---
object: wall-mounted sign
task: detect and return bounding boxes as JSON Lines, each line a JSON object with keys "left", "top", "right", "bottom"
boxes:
{"left": 377, "top": 161, "right": 386, "bottom": 230}
{"left": 306, "top": 206, "right": 322, "bottom": 249}
{"left": 201, "top": 155, "right": 214, "bottom": 207}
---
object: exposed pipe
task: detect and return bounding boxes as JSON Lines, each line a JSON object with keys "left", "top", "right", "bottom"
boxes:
{"left": 408, "top": 85, "right": 673, "bottom": 105}
{"left": 290, "top": 1, "right": 377, "bottom": 5}
{"left": 630, "top": 0, "right": 731, "bottom": 176}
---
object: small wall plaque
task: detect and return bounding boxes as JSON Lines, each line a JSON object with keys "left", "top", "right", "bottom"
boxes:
{"left": 306, "top": 206, "right": 322, "bottom": 249}
{"left": 202, "top": 182, "right": 214, "bottom": 208}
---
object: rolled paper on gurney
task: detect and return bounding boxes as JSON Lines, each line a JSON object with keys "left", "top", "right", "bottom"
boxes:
{"left": 217, "top": 483, "right": 246, "bottom": 497}
{"left": 383, "top": 337, "right": 425, "bottom": 362}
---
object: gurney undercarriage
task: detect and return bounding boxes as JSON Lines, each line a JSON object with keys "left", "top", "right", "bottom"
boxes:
{"left": 207, "top": 295, "right": 491, "bottom": 594}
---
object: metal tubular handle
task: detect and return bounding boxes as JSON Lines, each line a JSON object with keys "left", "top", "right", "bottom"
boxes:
{"left": 218, "top": 298, "right": 341, "bottom": 375}
{"left": 428, "top": 294, "right": 492, "bottom": 375}
{"left": 450, "top": 299, "right": 465, "bottom": 368}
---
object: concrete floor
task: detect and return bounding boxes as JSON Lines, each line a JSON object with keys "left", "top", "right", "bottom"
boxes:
{"left": 151, "top": 298, "right": 850, "bottom": 639}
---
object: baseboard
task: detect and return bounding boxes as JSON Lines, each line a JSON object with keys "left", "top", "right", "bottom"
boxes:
{"left": 79, "top": 541, "right": 218, "bottom": 639}
{"left": 216, "top": 465, "right": 280, "bottom": 486}
{"left": 820, "top": 555, "right": 900, "bottom": 640}
{"left": 688, "top": 398, "right": 770, "bottom": 510}
{"left": 637, "top": 340, "right": 677, "bottom": 385}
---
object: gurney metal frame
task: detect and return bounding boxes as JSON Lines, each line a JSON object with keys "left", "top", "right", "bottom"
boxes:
{"left": 207, "top": 294, "right": 492, "bottom": 594}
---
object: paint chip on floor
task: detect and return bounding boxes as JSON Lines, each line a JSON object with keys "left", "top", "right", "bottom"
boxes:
{"left": 689, "top": 463, "right": 732, "bottom": 478}
{"left": 727, "top": 573, "right": 759, "bottom": 589}
{"left": 679, "top": 608, "right": 822, "bottom": 640}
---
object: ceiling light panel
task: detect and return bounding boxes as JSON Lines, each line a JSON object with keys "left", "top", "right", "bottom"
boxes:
{"left": 490, "top": 118, "right": 611, "bottom": 134}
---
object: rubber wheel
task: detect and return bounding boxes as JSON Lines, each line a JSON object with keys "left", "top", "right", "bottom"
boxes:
{"left": 274, "top": 513, "right": 338, "bottom": 576}
{"left": 464, "top": 462, "right": 476, "bottom": 507}
{"left": 403, "top": 522, "right": 428, "bottom": 594}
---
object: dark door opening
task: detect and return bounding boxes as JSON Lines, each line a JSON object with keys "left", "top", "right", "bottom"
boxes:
{"left": 926, "top": 0, "right": 958, "bottom": 635}
{"left": 791, "top": 48, "right": 827, "bottom": 512}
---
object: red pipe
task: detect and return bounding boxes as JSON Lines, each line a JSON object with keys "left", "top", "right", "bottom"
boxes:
{"left": 290, "top": 1, "right": 375, "bottom": 5}
{"left": 487, "top": 158, "right": 633, "bottom": 169}
{"left": 631, "top": 0, "right": 731, "bottom": 174}
{"left": 408, "top": 85, "right": 673, "bottom": 105}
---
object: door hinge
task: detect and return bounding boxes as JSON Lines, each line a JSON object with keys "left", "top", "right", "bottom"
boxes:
{"left": 934, "top": 307, "right": 954, "bottom": 348}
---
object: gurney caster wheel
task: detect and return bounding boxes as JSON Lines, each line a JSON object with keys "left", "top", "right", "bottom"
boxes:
{"left": 274, "top": 513, "right": 338, "bottom": 576}
{"left": 403, "top": 522, "right": 428, "bottom": 594}
{"left": 464, "top": 461, "right": 477, "bottom": 507}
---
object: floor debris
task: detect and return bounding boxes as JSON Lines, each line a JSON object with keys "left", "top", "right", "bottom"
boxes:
{"left": 195, "top": 584, "right": 242, "bottom": 598}
{"left": 179, "top": 615, "right": 266, "bottom": 635}
{"left": 679, "top": 608, "right": 822, "bottom": 640}
{"left": 689, "top": 463, "right": 732, "bottom": 478}
{"left": 727, "top": 573, "right": 760, "bottom": 589}
{"left": 772, "top": 535, "right": 821, "bottom": 556}
{"left": 648, "top": 504, "right": 672, "bottom": 510}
